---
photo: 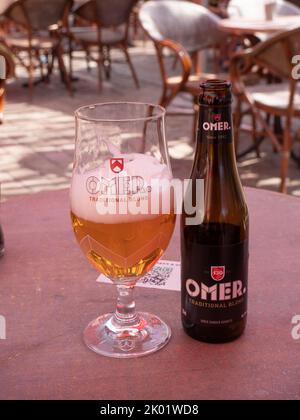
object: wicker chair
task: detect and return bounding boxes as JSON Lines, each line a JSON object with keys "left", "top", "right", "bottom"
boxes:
{"left": 230, "top": 27, "right": 300, "bottom": 193}
{"left": 139, "top": 1, "right": 222, "bottom": 103}
{"left": 0, "top": 42, "right": 15, "bottom": 123}
{"left": 3, "top": 0, "right": 73, "bottom": 98}
{"left": 69, "top": 0, "right": 139, "bottom": 90}
{"left": 139, "top": 0, "right": 223, "bottom": 128}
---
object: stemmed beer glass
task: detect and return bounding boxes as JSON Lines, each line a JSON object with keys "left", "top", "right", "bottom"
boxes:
{"left": 70, "top": 102, "right": 176, "bottom": 358}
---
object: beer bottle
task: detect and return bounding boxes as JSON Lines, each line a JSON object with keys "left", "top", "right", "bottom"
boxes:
{"left": 181, "top": 80, "right": 249, "bottom": 343}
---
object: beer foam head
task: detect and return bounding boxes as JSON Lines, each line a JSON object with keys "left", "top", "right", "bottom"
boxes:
{"left": 70, "top": 153, "right": 173, "bottom": 224}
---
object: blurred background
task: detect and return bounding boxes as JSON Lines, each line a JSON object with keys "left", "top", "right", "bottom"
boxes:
{"left": 1, "top": 0, "right": 300, "bottom": 200}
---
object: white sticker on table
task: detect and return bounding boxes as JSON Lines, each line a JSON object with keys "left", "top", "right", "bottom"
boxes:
{"left": 96, "top": 260, "right": 181, "bottom": 292}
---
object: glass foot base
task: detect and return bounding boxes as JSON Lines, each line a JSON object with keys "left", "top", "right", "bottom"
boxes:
{"left": 83, "top": 312, "right": 171, "bottom": 358}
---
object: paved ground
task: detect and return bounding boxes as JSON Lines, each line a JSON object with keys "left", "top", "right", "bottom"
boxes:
{"left": 1, "top": 41, "right": 300, "bottom": 201}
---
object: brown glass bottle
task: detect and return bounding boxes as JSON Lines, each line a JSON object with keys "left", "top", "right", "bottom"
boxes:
{"left": 181, "top": 80, "right": 249, "bottom": 343}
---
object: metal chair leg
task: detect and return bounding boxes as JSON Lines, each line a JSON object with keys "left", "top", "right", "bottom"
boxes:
{"left": 28, "top": 50, "right": 34, "bottom": 101}
{"left": 191, "top": 51, "right": 201, "bottom": 75}
{"left": 279, "top": 127, "right": 292, "bottom": 194}
{"left": 68, "top": 38, "right": 74, "bottom": 80}
{"left": 103, "top": 46, "right": 112, "bottom": 80}
{"left": 252, "top": 112, "right": 261, "bottom": 158}
{"left": 97, "top": 46, "right": 103, "bottom": 92}
{"left": 122, "top": 45, "right": 140, "bottom": 89}
{"left": 56, "top": 43, "right": 73, "bottom": 96}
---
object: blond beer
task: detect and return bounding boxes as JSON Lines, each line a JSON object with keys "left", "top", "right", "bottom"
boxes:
{"left": 70, "top": 153, "right": 176, "bottom": 282}
{"left": 71, "top": 211, "right": 175, "bottom": 279}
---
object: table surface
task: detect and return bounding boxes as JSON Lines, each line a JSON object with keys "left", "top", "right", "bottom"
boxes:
{"left": 219, "top": 15, "right": 300, "bottom": 35}
{"left": 0, "top": 188, "right": 300, "bottom": 400}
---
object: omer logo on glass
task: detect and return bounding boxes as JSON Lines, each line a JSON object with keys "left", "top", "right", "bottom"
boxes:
{"left": 86, "top": 158, "right": 150, "bottom": 196}
{"left": 203, "top": 114, "right": 231, "bottom": 132}
{"left": 87, "top": 175, "right": 147, "bottom": 196}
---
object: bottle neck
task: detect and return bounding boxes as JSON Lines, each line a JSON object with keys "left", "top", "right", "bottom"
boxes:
{"left": 195, "top": 103, "right": 236, "bottom": 172}
{"left": 194, "top": 103, "right": 244, "bottom": 224}
{"left": 198, "top": 103, "right": 233, "bottom": 145}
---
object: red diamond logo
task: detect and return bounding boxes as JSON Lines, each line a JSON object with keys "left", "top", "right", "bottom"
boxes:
{"left": 110, "top": 158, "right": 124, "bottom": 174}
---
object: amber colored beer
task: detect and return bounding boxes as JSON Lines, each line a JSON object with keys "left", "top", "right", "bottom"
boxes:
{"left": 71, "top": 211, "right": 175, "bottom": 281}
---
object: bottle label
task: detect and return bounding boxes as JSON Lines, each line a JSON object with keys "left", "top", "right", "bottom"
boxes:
{"left": 198, "top": 107, "right": 233, "bottom": 144}
{"left": 182, "top": 241, "right": 248, "bottom": 326}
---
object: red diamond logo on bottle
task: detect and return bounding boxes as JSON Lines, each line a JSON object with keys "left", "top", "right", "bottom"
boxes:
{"left": 211, "top": 266, "right": 225, "bottom": 282}
{"left": 110, "top": 158, "right": 124, "bottom": 174}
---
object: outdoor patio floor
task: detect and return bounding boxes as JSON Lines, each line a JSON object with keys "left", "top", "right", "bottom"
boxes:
{"left": 1, "top": 41, "right": 300, "bottom": 200}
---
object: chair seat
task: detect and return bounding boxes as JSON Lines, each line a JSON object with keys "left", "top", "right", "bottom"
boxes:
{"left": 248, "top": 83, "right": 300, "bottom": 115}
{"left": 6, "top": 33, "right": 56, "bottom": 50}
{"left": 71, "top": 26, "right": 126, "bottom": 45}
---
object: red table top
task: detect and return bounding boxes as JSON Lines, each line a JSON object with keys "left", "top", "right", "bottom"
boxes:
{"left": 0, "top": 188, "right": 300, "bottom": 400}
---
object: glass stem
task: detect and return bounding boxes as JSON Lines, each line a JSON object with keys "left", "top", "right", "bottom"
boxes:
{"left": 114, "top": 285, "right": 139, "bottom": 326}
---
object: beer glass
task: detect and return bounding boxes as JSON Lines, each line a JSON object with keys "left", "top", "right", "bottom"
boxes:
{"left": 71, "top": 102, "right": 176, "bottom": 358}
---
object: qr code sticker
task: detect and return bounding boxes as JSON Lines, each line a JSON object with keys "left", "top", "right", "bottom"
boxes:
{"left": 141, "top": 265, "right": 173, "bottom": 287}
{"left": 97, "top": 260, "right": 180, "bottom": 291}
